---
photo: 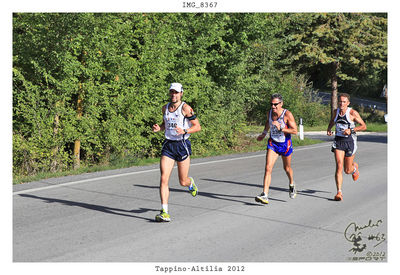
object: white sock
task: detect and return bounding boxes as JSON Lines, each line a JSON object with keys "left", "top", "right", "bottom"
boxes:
{"left": 162, "top": 204, "right": 168, "bottom": 213}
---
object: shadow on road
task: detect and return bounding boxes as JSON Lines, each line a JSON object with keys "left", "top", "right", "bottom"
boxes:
{"left": 133, "top": 176, "right": 336, "bottom": 208}
{"left": 18, "top": 194, "right": 157, "bottom": 222}
{"left": 201, "top": 178, "right": 334, "bottom": 201}
{"left": 134, "top": 183, "right": 284, "bottom": 205}
{"left": 357, "top": 135, "right": 387, "bottom": 143}
{"left": 201, "top": 178, "right": 258, "bottom": 188}
{"left": 297, "top": 189, "right": 335, "bottom": 201}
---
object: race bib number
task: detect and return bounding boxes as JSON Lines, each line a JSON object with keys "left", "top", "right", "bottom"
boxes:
{"left": 336, "top": 123, "right": 349, "bottom": 136}
{"left": 167, "top": 122, "right": 177, "bottom": 129}
{"left": 271, "top": 125, "right": 280, "bottom": 136}
{"left": 166, "top": 118, "right": 178, "bottom": 136}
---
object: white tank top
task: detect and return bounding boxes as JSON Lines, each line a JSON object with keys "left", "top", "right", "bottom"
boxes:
{"left": 334, "top": 107, "right": 355, "bottom": 139}
{"left": 164, "top": 102, "right": 192, "bottom": 140}
{"left": 269, "top": 109, "right": 288, "bottom": 143}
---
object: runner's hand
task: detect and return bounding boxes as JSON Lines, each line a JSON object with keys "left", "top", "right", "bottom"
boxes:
{"left": 257, "top": 133, "right": 266, "bottom": 141}
{"left": 175, "top": 126, "right": 184, "bottom": 135}
{"left": 271, "top": 121, "right": 281, "bottom": 130}
{"left": 152, "top": 124, "right": 161, "bottom": 132}
{"left": 343, "top": 129, "right": 351, "bottom": 135}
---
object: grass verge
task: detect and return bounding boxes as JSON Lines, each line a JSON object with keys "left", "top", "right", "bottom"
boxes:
{"left": 12, "top": 129, "right": 323, "bottom": 185}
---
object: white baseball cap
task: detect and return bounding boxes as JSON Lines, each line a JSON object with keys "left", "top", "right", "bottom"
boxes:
{"left": 169, "top": 82, "right": 183, "bottom": 92}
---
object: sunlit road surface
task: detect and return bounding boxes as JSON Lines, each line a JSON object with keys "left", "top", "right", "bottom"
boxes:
{"left": 13, "top": 134, "right": 387, "bottom": 262}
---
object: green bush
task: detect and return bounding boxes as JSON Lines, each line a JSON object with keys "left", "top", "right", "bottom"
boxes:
{"left": 246, "top": 73, "right": 330, "bottom": 126}
{"left": 13, "top": 13, "right": 379, "bottom": 179}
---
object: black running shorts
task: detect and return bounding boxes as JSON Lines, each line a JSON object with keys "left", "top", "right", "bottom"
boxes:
{"left": 161, "top": 139, "right": 192, "bottom": 162}
{"left": 331, "top": 137, "right": 357, "bottom": 157}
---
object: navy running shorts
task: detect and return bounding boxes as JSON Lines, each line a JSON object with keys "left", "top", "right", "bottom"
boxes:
{"left": 331, "top": 138, "right": 357, "bottom": 157}
{"left": 161, "top": 139, "right": 192, "bottom": 162}
{"left": 267, "top": 137, "right": 293, "bottom": 157}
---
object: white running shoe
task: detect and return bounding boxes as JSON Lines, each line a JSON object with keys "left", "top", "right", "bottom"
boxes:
{"left": 255, "top": 192, "right": 269, "bottom": 204}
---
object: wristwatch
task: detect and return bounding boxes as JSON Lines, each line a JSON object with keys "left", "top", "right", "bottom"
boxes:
{"left": 184, "top": 129, "right": 188, "bottom": 134}
{"left": 351, "top": 129, "right": 356, "bottom": 135}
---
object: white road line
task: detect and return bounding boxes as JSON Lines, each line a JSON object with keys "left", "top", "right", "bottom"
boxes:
{"left": 13, "top": 143, "right": 330, "bottom": 195}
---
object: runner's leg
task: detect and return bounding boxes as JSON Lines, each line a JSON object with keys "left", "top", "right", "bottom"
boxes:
{"left": 282, "top": 154, "right": 294, "bottom": 185}
{"left": 177, "top": 157, "right": 191, "bottom": 187}
{"left": 344, "top": 154, "right": 356, "bottom": 174}
{"left": 263, "top": 149, "right": 279, "bottom": 194}
{"left": 334, "top": 149, "right": 345, "bottom": 192}
{"left": 160, "top": 155, "right": 175, "bottom": 205}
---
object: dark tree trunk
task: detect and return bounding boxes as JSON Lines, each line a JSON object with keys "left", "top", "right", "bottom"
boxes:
{"left": 331, "top": 61, "right": 339, "bottom": 116}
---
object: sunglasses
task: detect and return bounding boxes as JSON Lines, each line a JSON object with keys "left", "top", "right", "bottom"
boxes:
{"left": 270, "top": 102, "right": 281, "bottom": 107}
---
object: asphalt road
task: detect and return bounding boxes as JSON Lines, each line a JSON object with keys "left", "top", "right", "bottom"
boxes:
{"left": 13, "top": 134, "right": 387, "bottom": 262}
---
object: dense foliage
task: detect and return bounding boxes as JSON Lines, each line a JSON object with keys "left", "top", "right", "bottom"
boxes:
{"left": 281, "top": 13, "right": 387, "bottom": 112}
{"left": 13, "top": 13, "right": 387, "bottom": 177}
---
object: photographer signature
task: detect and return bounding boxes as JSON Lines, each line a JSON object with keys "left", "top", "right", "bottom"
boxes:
{"left": 344, "top": 219, "right": 386, "bottom": 254}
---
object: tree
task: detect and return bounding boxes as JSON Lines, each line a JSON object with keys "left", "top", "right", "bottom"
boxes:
{"left": 13, "top": 13, "right": 336, "bottom": 179}
{"left": 13, "top": 13, "right": 256, "bottom": 175}
{"left": 283, "top": 13, "right": 387, "bottom": 114}
{"left": 13, "top": 13, "right": 145, "bottom": 173}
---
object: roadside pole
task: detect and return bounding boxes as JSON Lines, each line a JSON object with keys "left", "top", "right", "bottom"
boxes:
{"left": 299, "top": 118, "right": 304, "bottom": 140}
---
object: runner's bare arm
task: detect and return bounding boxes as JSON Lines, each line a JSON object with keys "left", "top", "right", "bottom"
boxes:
{"left": 281, "top": 110, "right": 298, "bottom": 135}
{"left": 348, "top": 109, "right": 367, "bottom": 134}
{"left": 257, "top": 114, "right": 271, "bottom": 141}
{"left": 152, "top": 105, "right": 166, "bottom": 132}
{"left": 327, "top": 110, "right": 337, "bottom": 136}
{"left": 175, "top": 103, "right": 201, "bottom": 135}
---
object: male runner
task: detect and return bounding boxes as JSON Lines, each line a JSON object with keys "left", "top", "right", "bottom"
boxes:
{"left": 255, "top": 93, "right": 298, "bottom": 204}
{"left": 152, "top": 83, "right": 201, "bottom": 222}
{"left": 327, "top": 93, "right": 366, "bottom": 201}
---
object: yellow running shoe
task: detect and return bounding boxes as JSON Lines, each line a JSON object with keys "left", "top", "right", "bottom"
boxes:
{"left": 189, "top": 177, "right": 198, "bottom": 197}
{"left": 155, "top": 210, "right": 171, "bottom": 222}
